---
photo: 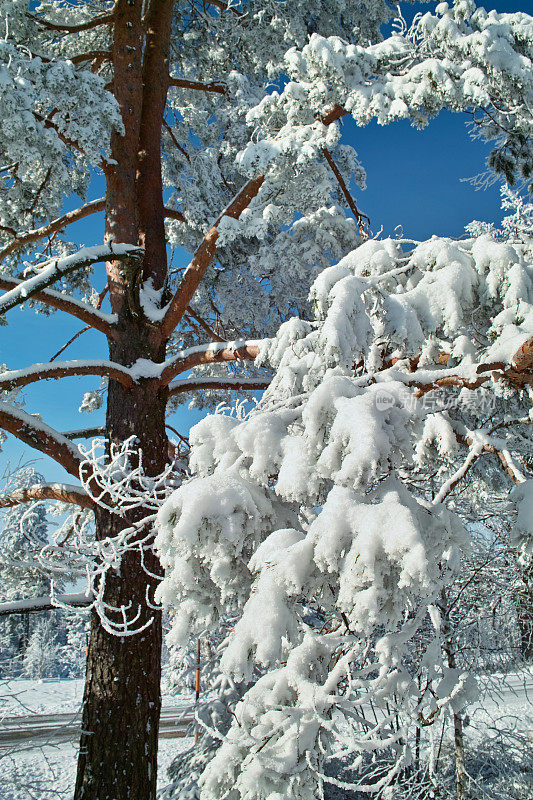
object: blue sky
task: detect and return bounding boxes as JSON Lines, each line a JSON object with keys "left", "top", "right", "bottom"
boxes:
{"left": 0, "top": 0, "right": 529, "bottom": 482}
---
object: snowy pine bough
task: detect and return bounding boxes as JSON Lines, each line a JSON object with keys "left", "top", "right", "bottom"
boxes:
{"left": 154, "top": 205, "right": 533, "bottom": 797}
{"left": 0, "top": 0, "right": 531, "bottom": 798}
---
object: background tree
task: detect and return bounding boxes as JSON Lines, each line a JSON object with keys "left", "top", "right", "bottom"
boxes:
{"left": 0, "top": 2, "right": 531, "bottom": 800}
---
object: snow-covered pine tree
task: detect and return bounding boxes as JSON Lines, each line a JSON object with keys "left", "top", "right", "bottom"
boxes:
{"left": 0, "top": 1, "right": 531, "bottom": 798}
{"left": 155, "top": 186, "right": 533, "bottom": 797}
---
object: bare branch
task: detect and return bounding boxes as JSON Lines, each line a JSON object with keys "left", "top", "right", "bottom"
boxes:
{"left": 0, "top": 403, "right": 85, "bottom": 477}
{"left": 0, "top": 198, "right": 105, "bottom": 262}
{"left": 162, "top": 119, "right": 190, "bottom": 163}
{"left": 185, "top": 306, "right": 226, "bottom": 342}
{"left": 0, "top": 483, "right": 94, "bottom": 510}
{"left": 160, "top": 176, "right": 265, "bottom": 338}
{"left": 169, "top": 77, "right": 227, "bottom": 95}
{"left": 322, "top": 147, "right": 369, "bottom": 235}
{"left": 164, "top": 207, "right": 187, "bottom": 223}
{"left": 63, "top": 426, "right": 106, "bottom": 440}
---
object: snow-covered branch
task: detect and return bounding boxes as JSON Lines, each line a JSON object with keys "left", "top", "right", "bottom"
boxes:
{"left": 0, "top": 359, "right": 135, "bottom": 393}
{"left": 159, "top": 339, "right": 263, "bottom": 385}
{"left": 0, "top": 243, "right": 143, "bottom": 315}
{"left": 160, "top": 176, "right": 265, "bottom": 338}
{"left": 0, "top": 591, "right": 92, "bottom": 617}
{"left": 0, "top": 198, "right": 105, "bottom": 261}
{"left": 0, "top": 482, "right": 94, "bottom": 510}
{"left": 26, "top": 10, "right": 115, "bottom": 33}
{"left": 0, "top": 403, "right": 85, "bottom": 477}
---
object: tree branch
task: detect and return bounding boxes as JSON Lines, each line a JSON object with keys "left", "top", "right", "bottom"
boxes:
{"left": 206, "top": 0, "right": 244, "bottom": 16}
{"left": 162, "top": 119, "right": 190, "bottom": 163}
{"left": 0, "top": 243, "right": 143, "bottom": 315}
{"left": 26, "top": 11, "right": 115, "bottom": 34}
{"left": 164, "top": 207, "right": 187, "bottom": 223}
{"left": 62, "top": 426, "right": 106, "bottom": 440}
{"left": 185, "top": 305, "right": 226, "bottom": 342}
{"left": 321, "top": 147, "right": 369, "bottom": 234}
{"left": 0, "top": 359, "right": 134, "bottom": 393}
{"left": 0, "top": 198, "right": 105, "bottom": 262}
{"left": 161, "top": 340, "right": 262, "bottom": 385}
{"left": 0, "top": 483, "right": 94, "bottom": 510}
{"left": 168, "top": 375, "right": 270, "bottom": 397}
{"left": 169, "top": 77, "right": 227, "bottom": 95}
{"left": 0, "top": 403, "right": 85, "bottom": 477}
{"left": 0, "top": 592, "right": 92, "bottom": 617}
{"left": 160, "top": 176, "right": 265, "bottom": 338}
{"left": 321, "top": 104, "right": 348, "bottom": 126}
{"left": 0, "top": 277, "right": 117, "bottom": 336}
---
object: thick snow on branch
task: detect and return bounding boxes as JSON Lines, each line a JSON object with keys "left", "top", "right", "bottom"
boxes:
{"left": 239, "top": 2, "right": 533, "bottom": 187}
{"left": 155, "top": 221, "right": 532, "bottom": 799}
{"left": 0, "top": 243, "right": 143, "bottom": 315}
{"left": 0, "top": 274, "right": 117, "bottom": 332}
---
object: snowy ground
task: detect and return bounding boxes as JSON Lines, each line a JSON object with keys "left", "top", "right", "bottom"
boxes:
{"left": 0, "top": 677, "right": 191, "bottom": 718}
{"left": 0, "top": 678, "right": 194, "bottom": 799}
{"left": 0, "top": 670, "right": 531, "bottom": 800}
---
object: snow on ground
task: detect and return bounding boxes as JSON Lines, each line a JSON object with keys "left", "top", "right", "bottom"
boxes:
{"left": 0, "top": 677, "right": 191, "bottom": 718}
{"left": 0, "top": 671, "right": 531, "bottom": 799}
{"left": 0, "top": 738, "right": 193, "bottom": 800}
{"left": 0, "top": 677, "right": 194, "bottom": 800}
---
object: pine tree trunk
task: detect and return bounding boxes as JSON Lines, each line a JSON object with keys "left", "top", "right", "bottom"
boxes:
{"left": 74, "top": 1, "right": 174, "bottom": 797}
{"left": 74, "top": 368, "right": 168, "bottom": 800}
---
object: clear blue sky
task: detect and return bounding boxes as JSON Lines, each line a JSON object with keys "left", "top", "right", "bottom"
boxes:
{"left": 0, "top": 0, "right": 528, "bottom": 482}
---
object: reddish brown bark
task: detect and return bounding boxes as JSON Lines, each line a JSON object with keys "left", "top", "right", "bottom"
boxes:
{"left": 74, "top": 3, "right": 170, "bottom": 799}
{"left": 0, "top": 483, "right": 94, "bottom": 509}
{"left": 161, "top": 342, "right": 261, "bottom": 384}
